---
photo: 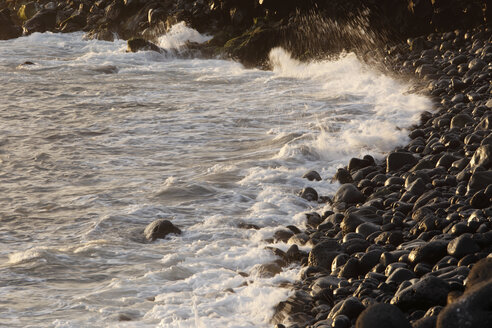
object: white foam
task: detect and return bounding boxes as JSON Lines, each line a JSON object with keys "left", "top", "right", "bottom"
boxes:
{"left": 157, "top": 22, "right": 212, "bottom": 50}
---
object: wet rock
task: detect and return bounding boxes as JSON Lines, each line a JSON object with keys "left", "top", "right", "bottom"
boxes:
{"left": 342, "top": 238, "right": 369, "bottom": 255}
{"left": 356, "top": 222, "right": 380, "bottom": 238}
{"left": 332, "top": 315, "right": 351, "bottom": 328}
{"left": 412, "top": 316, "right": 437, "bottom": 328}
{"left": 252, "top": 262, "right": 282, "bottom": 277}
{"left": 127, "top": 38, "right": 162, "bottom": 53}
{"left": 273, "top": 229, "right": 294, "bottom": 243}
{"left": 415, "top": 64, "right": 437, "bottom": 78}
{"left": 303, "top": 170, "right": 321, "bottom": 181}
{"left": 333, "top": 168, "right": 354, "bottom": 184}
{"left": 333, "top": 184, "right": 365, "bottom": 205}
{"left": 0, "top": 9, "right": 22, "bottom": 40}
{"left": 436, "top": 153, "right": 459, "bottom": 169}
{"left": 447, "top": 234, "right": 480, "bottom": 258}
{"left": 386, "top": 152, "right": 418, "bottom": 172}
{"left": 272, "top": 290, "right": 313, "bottom": 325}
{"left": 470, "top": 190, "right": 491, "bottom": 208}
{"left": 408, "top": 240, "right": 449, "bottom": 265}
{"left": 450, "top": 113, "right": 474, "bottom": 129}
{"left": 308, "top": 239, "right": 341, "bottom": 270}
{"left": 144, "top": 219, "right": 181, "bottom": 241}
{"left": 476, "top": 114, "right": 492, "bottom": 130}
{"left": 467, "top": 170, "right": 492, "bottom": 193}
{"left": 60, "top": 11, "right": 88, "bottom": 33}
{"left": 436, "top": 259, "right": 492, "bottom": 328}
{"left": 469, "top": 144, "right": 492, "bottom": 169}
{"left": 339, "top": 257, "right": 360, "bottom": 279}
{"left": 464, "top": 257, "right": 492, "bottom": 289}
{"left": 23, "top": 9, "right": 57, "bottom": 34}
{"left": 341, "top": 209, "right": 381, "bottom": 234}
{"left": 405, "top": 178, "right": 427, "bottom": 197}
{"left": 348, "top": 157, "right": 374, "bottom": 172}
{"left": 355, "top": 303, "right": 411, "bottom": 328}
{"left": 328, "top": 297, "right": 365, "bottom": 320}
{"left": 391, "top": 276, "right": 450, "bottom": 311}
{"left": 386, "top": 267, "right": 416, "bottom": 284}
{"left": 300, "top": 187, "right": 318, "bottom": 202}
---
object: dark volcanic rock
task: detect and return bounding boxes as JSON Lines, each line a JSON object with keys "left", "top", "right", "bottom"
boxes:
{"left": 447, "top": 234, "right": 480, "bottom": 258}
{"left": 464, "top": 257, "right": 492, "bottom": 289}
{"left": 386, "top": 267, "right": 416, "bottom": 284}
{"left": 272, "top": 290, "right": 313, "bottom": 325}
{"left": 348, "top": 157, "right": 374, "bottom": 172}
{"left": 341, "top": 208, "right": 382, "bottom": 234}
{"left": 300, "top": 187, "right": 318, "bottom": 202}
{"left": 144, "top": 219, "right": 181, "bottom": 241}
{"left": 0, "top": 9, "right": 22, "bottom": 40}
{"left": 127, "top": 38, "right": 162, "bottom": 53}
{"left": 328, "top": 297, "right": 365, "bottom": 320}
{"left": 308, "top": 239, "right": 341, "bottom": 270}
{"left": 355, "top": 303, "right": 411, "bottom": 328}
{"left": 469, "top": 144, "right": 492, "bottom": 169}
{"left": 333, "top": 168, "right": 354, "bottom": 184}
{"left": 467, "top": 170, "right": 492, "bottom": 193}
{"left": 391, "top": 276, "right": 450, "bottom": 311}
{"left": 23, "top": 9, "right": 57, "bottom": 34}
{"left": 333, "top": 184, "right": 365, "bottom": 205}
{"left": 408, "top": 240, "right": 449, "bottom": 265}
{"left": 436, "top": 259, "right": 492, "bottom": 328}
{"left": 303, "top": 170, "right": 322, "bottom": 181}
{"left": 386, "top": 152, "right": 418, "bottom": 172}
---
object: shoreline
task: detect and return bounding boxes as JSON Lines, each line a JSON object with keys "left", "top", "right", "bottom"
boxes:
{"left": 269, "top": 23, "right": 492, "bottom": 328}
{"left": 1, "top": 1, "right": 490, "bottom": 327}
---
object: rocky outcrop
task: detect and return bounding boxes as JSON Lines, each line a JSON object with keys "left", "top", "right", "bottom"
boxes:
{"left": 0, "top": 9, "right": 22, "bottom": 40}
{"left": 1, "top": 1, "right": 489, "bottom": 67}
{"left": 144, "top": 219, "right": 181, "bottom": 241}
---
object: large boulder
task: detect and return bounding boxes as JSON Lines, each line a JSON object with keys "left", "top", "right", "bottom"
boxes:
{"left": 307, "top": 239, "right": 341, "bottom": 270}
{"left": 127, "top": 38, "right": 162, "bottom": 53}
{"left": 333, "top": 183, "right": 365, "bottom": 204}
{"left": 144, "top": 219, "right": 181, "bottom": 241}
{"left": 0, "top": 9, "right": 22, "bottom": 40}
{"left": 469, "top": 144, "right": 492, "bottom": 169}
{"left": 386, "top": 151, "right": 418, "bottom": 172}
{"left": 436, "top": 258, "right": 492, "bottom": 328}
{"left": 223, "top": 22, "right": 280, "bottom": 68}
{"left": 23, "top": 9, "right": 57, "bottom": 34}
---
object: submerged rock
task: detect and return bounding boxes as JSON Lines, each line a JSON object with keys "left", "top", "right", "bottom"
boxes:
{"left": 300, "top": 187, "right": 318, "bottom": 202}
{"left": 303, "top": 170, "right": 322, "bottom": 181}
{"left": 127, "top": 38, "right": 162, "bottom": 53}
{"left": 144, "top": 219, "right": 181, "bottom": 241}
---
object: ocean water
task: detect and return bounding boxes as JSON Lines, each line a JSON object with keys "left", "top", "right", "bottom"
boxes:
{"left": 0, "top": 23, "right": 431, "bottom": 328}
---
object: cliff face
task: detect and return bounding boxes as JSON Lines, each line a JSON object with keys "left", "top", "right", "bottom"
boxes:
{"left": 0, "top": 1, "right": 489, "bottom": 66}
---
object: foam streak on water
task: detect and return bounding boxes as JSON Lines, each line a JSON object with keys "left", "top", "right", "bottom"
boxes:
{"left": 0, "top": 27, "right": 430, "bottom": 327}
